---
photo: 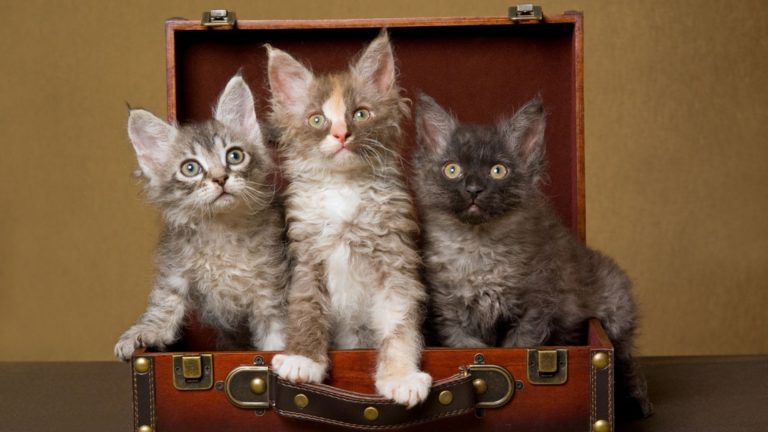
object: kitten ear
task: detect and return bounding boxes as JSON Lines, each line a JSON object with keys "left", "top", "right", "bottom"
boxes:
{"left": 127, "top": 109, "right": 175, "bottom": 178}
{"left": 354, "top": 30, "right": 396, "bottom": 95}
{"left": 214, "top": 74, "right": 263, "bottom": 145}
{"left": 501, "top": 96, "right": 547, "bottom": 174}
{"left": 415, "top": 94, "right": 456, "bottom": 156}
{"left": 266, "top": 44, "right": 314, "bottom": 115}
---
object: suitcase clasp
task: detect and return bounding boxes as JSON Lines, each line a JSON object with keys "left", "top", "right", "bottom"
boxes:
{"left": 172, "top": 354, "right": 214, "bottom": 390}
{"left": 527, "top": 349, "right": 568, "bottom": 385}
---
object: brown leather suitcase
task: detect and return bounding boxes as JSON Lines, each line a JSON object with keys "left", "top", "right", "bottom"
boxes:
{"left": 130, "top": 7, "right": 616, "bottom": 432}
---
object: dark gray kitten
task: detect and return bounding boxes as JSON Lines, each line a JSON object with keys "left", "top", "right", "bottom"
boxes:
{"left": 413, "top": 94, "right": 652, "bottom": 418}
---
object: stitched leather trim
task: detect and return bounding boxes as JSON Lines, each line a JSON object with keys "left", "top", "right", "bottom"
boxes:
{"left": 590, "top": 350, "right": 613, "bottom": 430}
{"left": 133, "top": 357, "right": 155, "bottom": 431}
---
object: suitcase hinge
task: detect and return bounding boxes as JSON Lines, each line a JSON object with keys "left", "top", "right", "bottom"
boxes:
{"left": 172, "top": 354, "right": 214, "bottom": 390}
{"left": 202, "top": 9, "right": 237, "bottom": 27}
{"left": 509, "top": 4, "right": 543, "bottom": 21}
{"left": 527, "top": 349, "right": 568, "bottom": 385}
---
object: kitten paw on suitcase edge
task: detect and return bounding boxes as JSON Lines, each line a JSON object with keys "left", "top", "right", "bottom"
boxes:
{"left": 376, "top": 371, "right": 433, "bottom": 409}
{"left": 272, "top": 354, "right": 327, "bottom": 384}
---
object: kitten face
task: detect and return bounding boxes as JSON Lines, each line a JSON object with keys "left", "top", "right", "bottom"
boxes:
{"left": 267, "top": 31, "right": 407, "bottom": 175}
{"left": 128, "top": 75, "right": 273, "bottom": 223}
{"left": 154, "top": 124, "right": 269, "bottom": 215}
{"left": 414, "top": 94, "right": 546, "bottom": 225}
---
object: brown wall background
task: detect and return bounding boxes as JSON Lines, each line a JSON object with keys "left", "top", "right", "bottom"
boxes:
{"left": 1, "top": 0, "right": 766, "bottom": 361}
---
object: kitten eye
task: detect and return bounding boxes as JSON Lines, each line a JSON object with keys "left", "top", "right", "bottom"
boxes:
{"left": 353, "top": 108, "right": 371, "bottom": 122}
{"left": 490, "top": 164, "right": 509, "bottom": 180}
{"left": 442, "top": 163, "right": 463, "bottom": 180}
{"left": 308, "top": 114, "right": 327, "bottom": 128}
{"left": 226, "top": 148, "right": 245, "bottom": 165}
{"left": 180, "top": 160, "right": 202, "bottom": 177}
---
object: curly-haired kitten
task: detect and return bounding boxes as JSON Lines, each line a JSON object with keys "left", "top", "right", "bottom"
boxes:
{"left": 413, "top": 94, "right": 652, "bottom": 417}
{"left": 266, "top": 32, "right": 432, "bottom": 407}
{"left": 114, "top": 75, "right": 288, "bottom": 360}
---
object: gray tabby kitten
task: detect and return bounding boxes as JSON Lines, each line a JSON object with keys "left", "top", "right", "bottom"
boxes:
{"left": 114, "top": 75, "right": 288, "bottom": 360}
{"left": 413, "top": 94, "right": 652, "bottom": 417}
{"left": 266, "top": 32, "right": 432, "bottom": 407}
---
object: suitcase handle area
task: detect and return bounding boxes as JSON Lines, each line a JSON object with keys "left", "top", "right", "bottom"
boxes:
{"left": 224, "top": 365, "right": 515, "bottom": 430}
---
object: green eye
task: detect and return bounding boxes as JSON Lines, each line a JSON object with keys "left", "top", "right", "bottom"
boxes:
{"left": 180, "top": 160, "right": 201, "bottom": 177}
{"left": 308, "top": 114, "right": 326, "bottom": 128}
{"left": 353, "top": 108, "right": 371, "bottom": 121}
{"left": 490, "top": 164, "right": 508, "bottom": 180}
{"left": 442, "top": 162, "right": 462, "bottom": 179}
{"left": 226, "top": 148, "right": 245, "bottom": 165}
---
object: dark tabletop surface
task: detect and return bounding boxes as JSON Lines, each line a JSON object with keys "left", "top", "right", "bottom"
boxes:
{"left": 1, "top": 356, "right": 766, "bottom": 432}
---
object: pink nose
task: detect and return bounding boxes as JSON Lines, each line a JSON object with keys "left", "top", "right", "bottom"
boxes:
{"left": 333, "top": 132, "right": 350, "bottom": 145}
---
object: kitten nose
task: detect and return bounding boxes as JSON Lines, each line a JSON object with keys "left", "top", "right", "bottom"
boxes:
{"left": 331, "top": 122, "right": 350, "bottom": 145}
{"left": 466, "top": 182, "right": 484, "bottom": 199}
{"left": 333, "top": 131, "right": 351, "bottom": 145}
{"left": 212, "top": 175, "right": 229, "bottom": 186}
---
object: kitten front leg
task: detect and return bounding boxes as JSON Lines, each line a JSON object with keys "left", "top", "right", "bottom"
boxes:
{"left": 433, "top": 303, "right": 489, "bottom": 348}
{"left": 271, "top": 260, "right": 330, "bottom": 384}
{"left": 114, "top": 274, "right": 188, "bottom": 361}
{"left": 249, "top": 287, "right": 287, "bottom": 351}
{"left": 372, "top": 274, "right": 432, "bottom": 408}
{"left": 502, "top": 308, "right": 552, "bottom": 347}
{"left": 250, "top": 313, "right": 285, "bottom": 351}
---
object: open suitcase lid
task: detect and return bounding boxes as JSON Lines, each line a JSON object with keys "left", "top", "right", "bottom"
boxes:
{"left": 165, "top": 11, "right": 584, "bottom": 238}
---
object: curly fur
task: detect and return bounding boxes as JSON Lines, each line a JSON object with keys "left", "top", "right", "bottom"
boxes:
{"left": 413, "top": 94, "right": 652, "bottom": 417}
{"left": 114, "top": 76, "right": 288, "bottom": 360}
{"left": 267, "top": 31, "right": 432, "bottom": 408}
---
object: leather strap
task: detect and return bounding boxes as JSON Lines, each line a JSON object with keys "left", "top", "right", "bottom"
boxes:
{"left": 272, "top": 373, "right": 477, "bottom": 430}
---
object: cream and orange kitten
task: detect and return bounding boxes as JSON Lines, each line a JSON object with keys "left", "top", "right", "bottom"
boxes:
{"left": 267, "top": 32, "right": 432, "bottom": 407}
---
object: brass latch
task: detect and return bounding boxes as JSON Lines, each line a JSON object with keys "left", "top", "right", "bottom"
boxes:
{"left": 527, "top": 349, "right": 567, "bottom": 385}
{"left": 173, "top": 354, "right": 213, "bottom": 390}
{"left": 509, "top": 4, "right": 544, "bottom": 21}
{"left": 202, "top": 10, "right": 237, "bottom": 27}
{"left": 465, "top": 364, "right": 515, "bottom": 408}
{"left": 224, "top": 365, "right": 271, "bottom": 409}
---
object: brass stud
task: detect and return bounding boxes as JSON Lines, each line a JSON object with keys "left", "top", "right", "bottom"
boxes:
{"left": 133, "top": 357, "right": 150, "bottom": 374}
{"left": 438, "top": 390, "right": 454, "bottom": 405}
{"left": 592, "top": 352, "right": 610, "bottom": 370}
{"left": 593, "top": 419, "right": 610, "bottom": 432}
{"left": 137, "top": 426, "right": 153, "bottom": 432}
{"left": 364, "top": 406, "right": 379, "bottom": 421}
{"left": 250, "top": 377, "right": 266, "bottom": 395}
{"left": 472, "top": 378, "right": 488, "bottom": 395}
{"left": 294, "top": 393, "right": 309, "bottom": 409}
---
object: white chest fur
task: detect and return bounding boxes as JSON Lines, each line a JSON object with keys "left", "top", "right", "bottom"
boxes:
{"left": 289, "top": 178, "right": 374, "bottom": 347}
{"left": 319, "top": 184, "right": 362, "bottom": 221}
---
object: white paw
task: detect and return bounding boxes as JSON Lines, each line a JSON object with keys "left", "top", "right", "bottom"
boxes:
{"left": 272, "top": 354, "right": 326, "bottom": 384}
{"left": 376, "top": 371, "right": 433, "bottom": 408}
{"left": 113, "top": 327, "right": 173, "bottom": 361}
{"left": 114, "top": 337, "right": 140, "bottom": 361}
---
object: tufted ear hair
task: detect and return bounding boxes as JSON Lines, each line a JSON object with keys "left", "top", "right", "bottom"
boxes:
{"left": 127, "top": 109, "right": 176, "bottom": 179}
{"left": 499, "top": 96, "right": 547, "bottom": 180}
{"left": 266, "top": 44, "right": 314, "bottom": 117}
{"left": 214, "top": 73, "right": 263, "bottom": 146}
{"left": 353, "top": 29, "right": 396, "bottom": 96}
{"left": 415, "top": 93, "right": 457, "bottom": 157}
